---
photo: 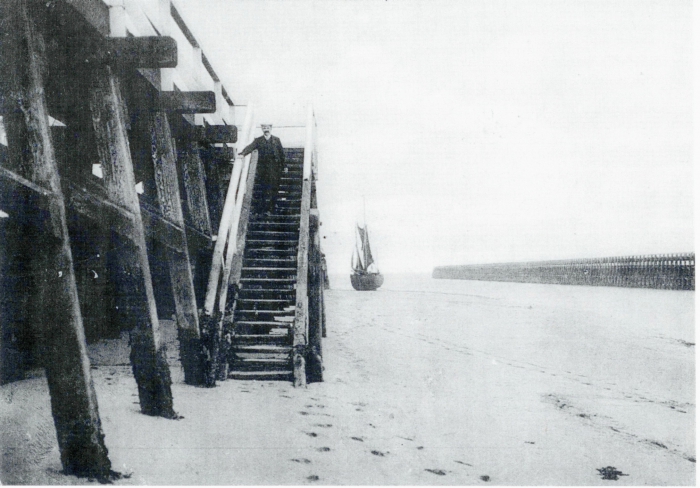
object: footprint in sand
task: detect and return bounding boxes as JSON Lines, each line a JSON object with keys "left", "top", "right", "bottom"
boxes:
{"left": 425, "top": 469, "right": 447, "bottom": 476}
{"left": 291, "top": 458, "right": 311, "bottom": 464}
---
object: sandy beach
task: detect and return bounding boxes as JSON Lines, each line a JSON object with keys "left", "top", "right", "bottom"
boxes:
{"left": 0, "top": 273, "right": 694, "bottom": 485}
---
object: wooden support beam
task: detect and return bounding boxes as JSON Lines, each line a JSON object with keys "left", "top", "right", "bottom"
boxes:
{"left": 307, "top": 210, "right": 323, "bottom": 383}
{"left": 77, "top": 36, "right": 178, "bottom": 68}
{"left": 0, "top": 0, "right": 112, "bottom": 477}
{"left": 148, "top": 111, "right": 206, "bottom": 386}
{"left": 202, "top": 124, "right": 237, "bottom": 144}
{"left": 206, "top": 145, "right": 235, "bottom": 162}
{"left": 169, "top": 121, "right": 237, "bottom": 144}
{"left": 88, "top": 64, "right": 176, "bottom": 418}
{"left": 159, "top": 91, "right": 216, "bottom": 114}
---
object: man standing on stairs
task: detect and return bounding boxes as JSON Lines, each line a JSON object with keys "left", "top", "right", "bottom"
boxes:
{"left": 239, "top": 123, "right": 286, "bottom": 215}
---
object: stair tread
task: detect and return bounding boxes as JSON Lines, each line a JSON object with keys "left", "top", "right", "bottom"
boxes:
{"left": 235, "top": 320, "right": 293, "bottom": 326}
{"left": 236, "top": 310, "right": 294, "bottom": 315}
{"left": 240, "top": 277, "right": 296, "bottom": 281}
{"left": 242, "top": 267, "right": 297, "bottom": 271}
{"left": 237, "top": 299, "right": 293, "bottom": 303}
{"left": 228, "top": 371, "right": 293, "bottom": 380}
{"left": 235, "top": 344, "right": 291, "bottom": 350}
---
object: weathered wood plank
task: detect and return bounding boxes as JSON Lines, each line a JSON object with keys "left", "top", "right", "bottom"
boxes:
{"left": 89, "top": 64, "right": 176, "bottom": 418}
{"left": 202, "top": 124, "right": 237, "bottom": 144}
{"left": 169, "top": 121, "right": 237, "bottom": 144}
{"left": 77, "top": 36, "right": 178, "bottom": 68}
{"left": 159, "top": 91, "right": 216, "bottom": 114}
{"left": 148, "top": 111, "right": 205, "bottom": 386}
{"left": 0, "top": 0, "right": 111, "bottom": 477}
{"left": 177, "top": 139, "right": 213, "bottom": 237}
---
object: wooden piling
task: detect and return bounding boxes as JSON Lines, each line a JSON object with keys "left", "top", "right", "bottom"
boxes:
{"left": 149, "top": 111, "right": 206, "bottom": 386}
{"left": 88, "top": 64, "right": 175, "bottom": 418}
{"left": 0, "top": 0, "right": 112, "bottom": 477}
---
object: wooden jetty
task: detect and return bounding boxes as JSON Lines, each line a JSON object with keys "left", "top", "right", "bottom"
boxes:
{"left": 433, "top": 254, "right": 695, "bottom": 290}
{"left": 0, "top": 0, "right": 326, "bottom": 479}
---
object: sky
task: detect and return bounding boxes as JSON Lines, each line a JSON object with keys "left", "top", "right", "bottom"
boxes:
{"left": 177, "top": 0, "right": 693, "bottom": 274}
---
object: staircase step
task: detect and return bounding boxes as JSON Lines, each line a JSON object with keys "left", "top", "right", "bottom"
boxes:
{"left": 236, "top": 299, "right": 295, "bottom": 311}
{"left": 241, "top": 266, "right": 297, "bottom": 271}
{"left": 240, "top": 278, "right": 296, "bottom": 284}
{"left": 228, "top": 371, "right": 293, "bottom": 381}
{"left": 230, "top": 358, "right": 291, "bottom": 372}
{"left": 246, "top": 239, "right": 298, "bottom": 245}
{"left": 248, "top": 223, "right": 298, "bottom": 232}
{"left": 234, "top": 310, "right": 295, "bottom": 321}
{"left": 249, "top": 215, "right": 300, "bottom": 223}
{"left": 244, "top": 249, "right": 298, "bottom": 257}
{"left": 247, "top": 231, "right": 299, "bottom": 239}
{"left": 234, "top": 344, "right": 292, "bottom": 354}
{"left": 242, "top": 259, "right": 297, "bottom": 268}
{"left": 235, "top": 334, "right": 292, "bottom": 346}
{"left": 237, "top": 290, "right": 296, "bottom": 300}
{"left": 235, "top": 320, "right": 293, "bottom": 327}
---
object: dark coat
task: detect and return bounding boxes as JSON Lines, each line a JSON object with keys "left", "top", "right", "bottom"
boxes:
{"left": 240, "top": 135, "right": 285, "bottom": 186}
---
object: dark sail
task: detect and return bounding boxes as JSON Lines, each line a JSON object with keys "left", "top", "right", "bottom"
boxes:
{"left": 351, "top": 222, "right": 383, "bottom": 290}
{"left": 362, "top": 227, "right": 374, "bottom": 269}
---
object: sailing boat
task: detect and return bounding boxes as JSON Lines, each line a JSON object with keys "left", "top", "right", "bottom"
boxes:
{"left": 351, "top": 223, "right": 384, "bottom": 291}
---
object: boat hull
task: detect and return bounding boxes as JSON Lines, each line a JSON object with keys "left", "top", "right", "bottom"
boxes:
{"left": 351, "top": 272, "right": 384, "bottom": 291}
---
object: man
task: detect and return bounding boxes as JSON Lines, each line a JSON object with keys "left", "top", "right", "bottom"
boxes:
{"left": 238, "top": 124, "right": 285, "bottom": 215}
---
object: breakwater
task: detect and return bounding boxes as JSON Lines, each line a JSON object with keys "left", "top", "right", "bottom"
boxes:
{"left": 433, "top": 253, "right": 694, "bottom": 290}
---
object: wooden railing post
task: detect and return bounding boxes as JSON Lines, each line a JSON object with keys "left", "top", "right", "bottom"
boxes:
{"left": 89, "top": 64, "right": 176, "bottom": 418}
{"left": 0, "top": 0, "right": 112, "bottom": 477}
{"left": 307, "top": 209, "right": 323, "bottom": 383}
{"left": 292, "top": 106, "right": 317, "bottom": 387}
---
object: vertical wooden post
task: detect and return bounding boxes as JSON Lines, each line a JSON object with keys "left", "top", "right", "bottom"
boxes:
{"left": 0, "top": 0, "right": 112, "bottom": 477}
{"left": 292, "top": 178, "right": 311, "bottom": 388}
{"left": 89, "top": 65, "right": 176, "bottom": 418}
{"left": 306, "top": 210, "right": 323, "bottom": 383}
{"left": 149, "top": 111, "right": 206, "bottom": 385}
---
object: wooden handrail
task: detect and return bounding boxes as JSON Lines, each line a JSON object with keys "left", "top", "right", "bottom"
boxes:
{"left": 292, "top": 105, "right": 316, "bottom": 387}
{"left": 217, "top": 123, "right": 256, "bottom": 313}
{"left": 203, "top": 104, "right": 254, "bottom": 316}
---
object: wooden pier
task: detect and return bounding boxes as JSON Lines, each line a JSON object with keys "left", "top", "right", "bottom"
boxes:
{"left": 0, "top": 0, "right": 326, "bottom": 479}
{"left": 433, "top": 254, "right": 695, "bottom": 290}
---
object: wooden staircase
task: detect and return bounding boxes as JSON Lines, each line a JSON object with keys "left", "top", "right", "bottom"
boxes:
{"left": 228, "top": 148, "right": 305, "bottom": 381}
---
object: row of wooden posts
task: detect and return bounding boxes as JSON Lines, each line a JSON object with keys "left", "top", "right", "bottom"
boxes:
{"left": 0, "top": 0, "right": 324, "bottom": 479}
{"left": 433, "top": 253, "right": 695, "bottom": 290}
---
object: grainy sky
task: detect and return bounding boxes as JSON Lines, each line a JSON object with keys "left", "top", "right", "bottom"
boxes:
{"left": 178, "top": 0, "right": 692, "bottom": 274}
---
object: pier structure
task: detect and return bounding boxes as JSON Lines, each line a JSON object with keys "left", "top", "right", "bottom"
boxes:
{"left": 433, "top": 254, "right": 695, "bottom": 290}
{"left": 0, "top": 0, "right": 326, "bottom": 479}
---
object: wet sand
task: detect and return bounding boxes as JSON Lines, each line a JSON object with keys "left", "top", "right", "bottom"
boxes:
{"left": 0, "top": 273, "right": 694, "bottom": 484}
